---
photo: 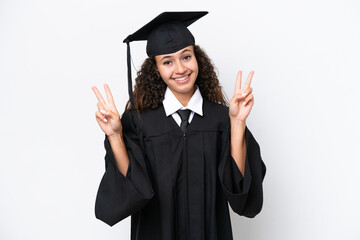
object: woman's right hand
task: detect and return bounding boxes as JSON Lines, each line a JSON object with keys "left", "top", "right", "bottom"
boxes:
{"left": 91, "top": 84, "right": 122, "bottom": 138}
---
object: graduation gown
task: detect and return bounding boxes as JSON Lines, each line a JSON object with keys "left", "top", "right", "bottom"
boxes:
{"left": 95, "top": 99, "right": 266, "bottom": 240}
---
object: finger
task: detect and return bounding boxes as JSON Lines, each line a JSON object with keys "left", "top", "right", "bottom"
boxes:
{"left": 100, "top": 109, "right": 120, "bottom": 122}
{"left": 243, "top": 93, "right": 254, "bottom": 106}
{"left": 231, "top": 93, "right": 247, "bottom": 104}
{"left": 96, "top": 111, "right": 108, "bottom": 123}
{"left": 234, "top": 71, "right": 242, "bottom": 95}
{"left": 104, "top": 83, "right": 115, "bottom": 106}
{"left": 97, "top": 102, "right": 106, "bottom": 111}
{"left": 243, "top": 71, "right": 254, "bottom": 90}
{"left": 241, "top": 87, "right": 253, "bottom": 96}
{"left": 91, "top": 86, "right": 106, "bottom": 105}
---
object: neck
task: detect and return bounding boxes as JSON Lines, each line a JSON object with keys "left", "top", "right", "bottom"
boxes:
{"left": 171, "top": 88, "right": 195, "bottom": 107}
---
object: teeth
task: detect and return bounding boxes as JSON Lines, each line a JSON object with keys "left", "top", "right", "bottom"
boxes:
{"left": 174, "top": 75, "right": 188, "bottom": 81}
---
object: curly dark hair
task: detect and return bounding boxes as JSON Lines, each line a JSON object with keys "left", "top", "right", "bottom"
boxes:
{"left": 126, "top": 45, "right": 227, "bottom": 111}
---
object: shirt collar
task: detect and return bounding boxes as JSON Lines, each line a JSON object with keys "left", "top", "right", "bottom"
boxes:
{"left": 163, "top": 86, "right": 203, "bottom": 117}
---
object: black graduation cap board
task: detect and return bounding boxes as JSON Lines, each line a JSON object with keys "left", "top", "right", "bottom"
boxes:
{"left": 123, "top": 11, "right": 208, "bottom": 107}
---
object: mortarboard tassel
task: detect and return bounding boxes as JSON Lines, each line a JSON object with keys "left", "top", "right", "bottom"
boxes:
{"left": 126, "top": 40, "right": 135, "bottom": 108}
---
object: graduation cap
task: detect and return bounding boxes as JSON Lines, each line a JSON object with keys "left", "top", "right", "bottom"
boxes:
{"left": 123, "top": 11, "right": 208, "bottom": 107}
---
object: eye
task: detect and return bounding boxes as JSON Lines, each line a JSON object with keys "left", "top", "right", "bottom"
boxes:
{"left": 183, "top": 55, "right": 191, "bottom": 61}
{"left": 163, "top": 61, "right": 172, "bottom": 66}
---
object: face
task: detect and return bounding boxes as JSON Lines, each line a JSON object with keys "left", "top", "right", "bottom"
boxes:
{"left": 155, "top": 45, "right": 198, "bottom": 101}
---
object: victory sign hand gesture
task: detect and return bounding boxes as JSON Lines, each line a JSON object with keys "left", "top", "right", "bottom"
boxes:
{"left": 229, "top": 71, "right": 255, "bottom": 123}
{"left": 91, "top": 84, "right": 122, "bottom": 137}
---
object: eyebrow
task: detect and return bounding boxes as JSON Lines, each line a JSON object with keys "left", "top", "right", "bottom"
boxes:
{"left": 160, "top": 49, "right": 192, "bottom": 61}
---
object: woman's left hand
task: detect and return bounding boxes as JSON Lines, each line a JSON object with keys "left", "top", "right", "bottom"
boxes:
{"left": 229, "top": 71, "right": 255, "bottom": 123}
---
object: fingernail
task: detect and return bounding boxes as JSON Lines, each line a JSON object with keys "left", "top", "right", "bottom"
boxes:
{"left": 243, "top": 102, "right": 246, "bottom": 106}
{"left": 104, "top": 118, "right": 108, "bottom": 123}
{"left": 242, "top": 92, "right": 247, "bottom": 96}
{"left": 100, "top": 110, "right": 106, "bottom": 114}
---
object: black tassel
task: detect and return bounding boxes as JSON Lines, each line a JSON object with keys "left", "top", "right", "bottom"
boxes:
{"left": 126, "top": 40, "right": 135, "bottom": 108}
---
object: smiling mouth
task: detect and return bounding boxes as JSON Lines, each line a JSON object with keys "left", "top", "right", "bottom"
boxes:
{"left": 173, "top": 74, "right": 190, "bottom": 83}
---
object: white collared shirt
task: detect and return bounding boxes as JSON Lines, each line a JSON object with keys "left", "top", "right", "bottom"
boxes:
{"left": 162, "top": 86, "right": 203, "bottom": 126}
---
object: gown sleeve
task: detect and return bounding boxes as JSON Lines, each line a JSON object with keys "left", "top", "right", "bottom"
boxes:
{"left": 218, "top": 123, "right": 266, "bottom": 218}
{"left": 95, "top": 110, "right": 154, "bottom": 226}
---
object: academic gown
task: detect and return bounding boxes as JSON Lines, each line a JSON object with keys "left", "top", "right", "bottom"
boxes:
{"left": 95, "top": 99, "right": 266, "bottom": 240}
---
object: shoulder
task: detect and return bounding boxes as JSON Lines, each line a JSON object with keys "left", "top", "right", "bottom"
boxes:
{"left": 121, "top": 104, "right": 167, "bottom": 135}
{"left": 120, "top": 109, "right": 138, "bottom": 134}
{"left": 203, "top": 99, "right": 229, "bottom": 121}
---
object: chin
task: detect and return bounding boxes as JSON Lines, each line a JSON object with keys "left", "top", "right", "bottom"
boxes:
{"left": 174, "top": 83, "right": 196, "bottom": 95}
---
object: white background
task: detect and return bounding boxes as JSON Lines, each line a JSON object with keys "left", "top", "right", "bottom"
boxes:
{"left": 1, "top": 0, "right": 359, "bottom": 239}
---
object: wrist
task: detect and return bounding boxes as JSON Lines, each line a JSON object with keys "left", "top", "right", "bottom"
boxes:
{"left": 107, "top": 132, "right": 124, "bottom": 143}
{"left": 230, "top": 118, "right": 246, "bottom": 129}
{"left": 230, "top": 118, "right": 246, "bottom": 141}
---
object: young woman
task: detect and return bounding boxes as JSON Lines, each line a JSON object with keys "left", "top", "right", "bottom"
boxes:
{"left": 92, "top": 12, "right": 265, "bottom": 240}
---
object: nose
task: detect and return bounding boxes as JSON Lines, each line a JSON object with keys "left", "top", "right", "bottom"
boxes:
{"left": 174, "top": 61, "right": 186, "bottom": 74}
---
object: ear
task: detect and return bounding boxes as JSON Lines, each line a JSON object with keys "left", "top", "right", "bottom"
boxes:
{"left": 152, "top": 57, "right": 161, "bottom": 77}
{"left": 153, "top": 65, "right": 161, "bottom": 78}
{"left": 152, "top": 57, "right": 159, "bottom": 71}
